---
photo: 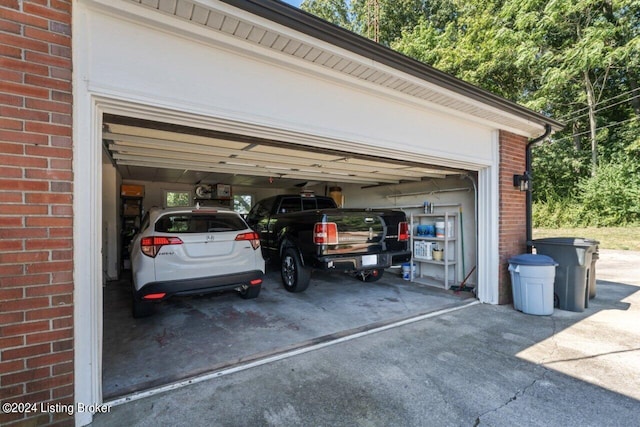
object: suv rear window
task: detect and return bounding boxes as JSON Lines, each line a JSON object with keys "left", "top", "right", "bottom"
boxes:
{"left": 155, "top": 213, "right": 247, "bottom": 233}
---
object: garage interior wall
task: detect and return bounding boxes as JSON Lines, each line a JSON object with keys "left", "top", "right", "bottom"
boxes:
{"left": 106, "top": 171, "right": 478, "bottom": 287}
{"left": 345, "top": 178, "right": 478, "bottom": 285}
{"left": 102, "top": 150, "right": 119, "bottom": 281}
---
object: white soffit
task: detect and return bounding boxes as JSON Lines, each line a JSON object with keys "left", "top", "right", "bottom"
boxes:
{"left": 118, "top": 0, "right": 551, "bottom": 137}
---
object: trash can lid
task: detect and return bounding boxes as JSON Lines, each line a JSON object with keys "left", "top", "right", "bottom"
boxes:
{"left": 508, "top": 253, "right": 557, "bottom": 266}
{"left": 530, "top": 237, "right": 599, "bottom": 247}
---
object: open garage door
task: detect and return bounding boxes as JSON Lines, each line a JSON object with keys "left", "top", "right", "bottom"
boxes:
{"left": 100, "top": 113, "right": 480, "bottom": 400}
{"left": 103, "top": 114, "right": 466, "bottom": 188}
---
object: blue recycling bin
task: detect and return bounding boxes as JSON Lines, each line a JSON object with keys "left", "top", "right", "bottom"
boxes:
{"left": 508, "top": 254, "right": 557, "bottom": 315}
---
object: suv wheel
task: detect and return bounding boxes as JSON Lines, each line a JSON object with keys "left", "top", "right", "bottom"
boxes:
{"left": 132, "top": 289, "right": 154, "bottom": 318}
{"left": 132, "top": 297, "right": 154, "bottom": 318}
{"left": 281, "top": 247, "right": 311, "bottom": 293}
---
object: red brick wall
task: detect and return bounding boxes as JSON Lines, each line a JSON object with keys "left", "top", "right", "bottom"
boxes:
{"left": 0, "top": 1, "right": 74, "bottom": 426}
{"left": 498, "top": 130, "right": 528, "bottom": 304}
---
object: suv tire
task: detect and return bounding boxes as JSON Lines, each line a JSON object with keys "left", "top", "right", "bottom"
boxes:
{"left": 132, "top": 293, "right": 154, "bottom": 318}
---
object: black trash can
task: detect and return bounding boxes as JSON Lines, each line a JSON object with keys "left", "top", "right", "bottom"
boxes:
{"left": 529, "top": 238, "right": 599, "bottom": 312}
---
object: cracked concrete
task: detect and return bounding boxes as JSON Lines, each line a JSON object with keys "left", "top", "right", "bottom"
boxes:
{"left": 93, "top": 249, "right": 640, "bottom": 426}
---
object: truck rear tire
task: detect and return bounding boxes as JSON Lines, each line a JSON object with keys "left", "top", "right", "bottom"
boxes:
{"left": 355, "top": 268, "right": 384, "bottom": 282}
{"left": 281, "top": 247, "right": 311, "bottom": 293}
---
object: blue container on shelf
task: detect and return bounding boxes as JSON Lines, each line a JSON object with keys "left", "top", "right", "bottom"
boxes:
{"left": 425, "top": 224, "right": 435, "bottom": 237}
{"left": 416, "top": 224, "right": 435, "bottom": 236}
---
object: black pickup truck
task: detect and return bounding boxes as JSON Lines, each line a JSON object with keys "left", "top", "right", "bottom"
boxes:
{"left": 245, "top": 194, "right": 411, "bottom": 292}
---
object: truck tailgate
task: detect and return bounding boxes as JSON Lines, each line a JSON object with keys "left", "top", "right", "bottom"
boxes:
{"left": 321, "top": 209, "right": 403, "bottom": 256}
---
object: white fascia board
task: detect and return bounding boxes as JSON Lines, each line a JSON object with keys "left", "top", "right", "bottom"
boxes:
{"left": 84, "top": 0, "right": 546, "bottom": 138}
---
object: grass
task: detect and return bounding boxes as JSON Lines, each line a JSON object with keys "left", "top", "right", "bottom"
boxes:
{"left": 532, "top": 227, "right": 640, "bottom": 251}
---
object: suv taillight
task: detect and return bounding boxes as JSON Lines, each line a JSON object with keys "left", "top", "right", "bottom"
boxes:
{"left": 235, "top": 231, "right": 261, "bottom": 250}
{"left": 141, "top": 236, "right": 183, "bottom": 258}
{"left": 314, "top": 222, "right": 338, "bottom": 245}
{"left": 398, "top": 221, "right": 409, "bottom": 242}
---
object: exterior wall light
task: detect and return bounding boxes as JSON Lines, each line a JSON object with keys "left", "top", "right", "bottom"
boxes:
{"left": 513, "top": 172, "right": 531, "bottom": 192}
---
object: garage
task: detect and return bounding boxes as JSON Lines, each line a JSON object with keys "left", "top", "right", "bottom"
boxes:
{"left": 61, "top": 0, "right": 560, "bottom": 422}
{"left": 1, "top": 0, "right": 570, "bottom": 424}
{"left": 99, "top": 110, "right": 480, "bottom": 398}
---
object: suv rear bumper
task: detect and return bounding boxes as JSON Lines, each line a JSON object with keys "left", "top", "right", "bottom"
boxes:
{"left": 135, "top": 270, "right": 264, "bottom": 301}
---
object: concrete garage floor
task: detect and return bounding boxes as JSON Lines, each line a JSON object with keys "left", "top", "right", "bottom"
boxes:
{"left": 103, "top": 267, "right": 474, "bottom": 399}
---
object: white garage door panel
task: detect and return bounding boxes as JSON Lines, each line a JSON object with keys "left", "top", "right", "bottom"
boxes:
{"left": 86, "top": 9, "right": 494, "bottom": 167}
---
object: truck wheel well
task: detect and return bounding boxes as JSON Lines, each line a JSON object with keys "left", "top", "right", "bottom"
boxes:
{"left": 279, "top": 240, "right": 304, "bottom": 267}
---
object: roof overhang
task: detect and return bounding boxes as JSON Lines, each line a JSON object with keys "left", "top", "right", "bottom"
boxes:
{"left": 96, "top": 0, "right": 564, "bottom": 138}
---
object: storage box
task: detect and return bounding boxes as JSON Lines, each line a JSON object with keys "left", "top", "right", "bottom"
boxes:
{"left": 216, "top": 184, "right": 231, "bottom": 198}
{"left": 121, "top": 184, "right": 145, "bottom": 197}
{"left": 123, "top": 203, "right": 141, "bottom": 216}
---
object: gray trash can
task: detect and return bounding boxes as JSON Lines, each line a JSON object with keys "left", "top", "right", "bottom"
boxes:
{"left": 508, "top": 254, "right": 557, "bottom": 315}
{"left": 588, "top": 250, "right": 599, "bottom": 299}
{"left": 530, "top": 238, "right": 599, "bottom": 312}
{"left": 576, "top": 238, "right": 599, "bottom": 299}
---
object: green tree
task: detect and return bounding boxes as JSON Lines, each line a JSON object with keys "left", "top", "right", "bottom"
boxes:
{"left": 529, "top": 0, "right": 640, "bottom": 175}
{"left": 392, "top": 0, "right": 533, "bottom": 100}
{"left": 300, "top": 0, "right": 352, "bottom": 29}
{"left": 576, "top": 155, "right": 640, "bottom": 225}
{"left": 350, "top": 0, "right": 431, "bottom": 45}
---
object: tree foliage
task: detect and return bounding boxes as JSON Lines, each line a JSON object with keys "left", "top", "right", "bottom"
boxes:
{"left": 300, "top": 0, "right": 640, "bottom": 225}
{"left": 300, "top": 0, "right": 352, "bottom": 29}
{"left": 577, "top": 155, "right": 640, "bottom": 225}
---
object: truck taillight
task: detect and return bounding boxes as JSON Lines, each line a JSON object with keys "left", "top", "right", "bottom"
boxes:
{"left": 398, "top": 222, "right": 409, "bottom": 242}
{"left": 236, "top": 231, "right": 261, "bottom": 250}
{"left": 141, "top": 236, "right": 183, "bottom": 258}
{"left": 314, "top": 222, "right": 338, "bottom": 245}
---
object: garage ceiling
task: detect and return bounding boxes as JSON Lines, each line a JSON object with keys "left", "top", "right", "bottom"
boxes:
{"left": 103, "top": 115, "right": 464, "bottom": 188}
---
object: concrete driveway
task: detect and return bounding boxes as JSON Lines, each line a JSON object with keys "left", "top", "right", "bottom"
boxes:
{"left": 92, "top": 249, "right": 640, "bottom": 426}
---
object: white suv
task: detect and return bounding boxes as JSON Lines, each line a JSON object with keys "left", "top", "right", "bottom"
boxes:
{"left": 129, "top": 206, "right": 265, "bottom": 317}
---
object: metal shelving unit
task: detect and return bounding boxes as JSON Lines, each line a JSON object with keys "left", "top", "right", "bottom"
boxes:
{"left": 410, "top": 211, "right": 458, "bottom": 289}
{"left": 120, "top": 196, "right": 143, "bottom": 271}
